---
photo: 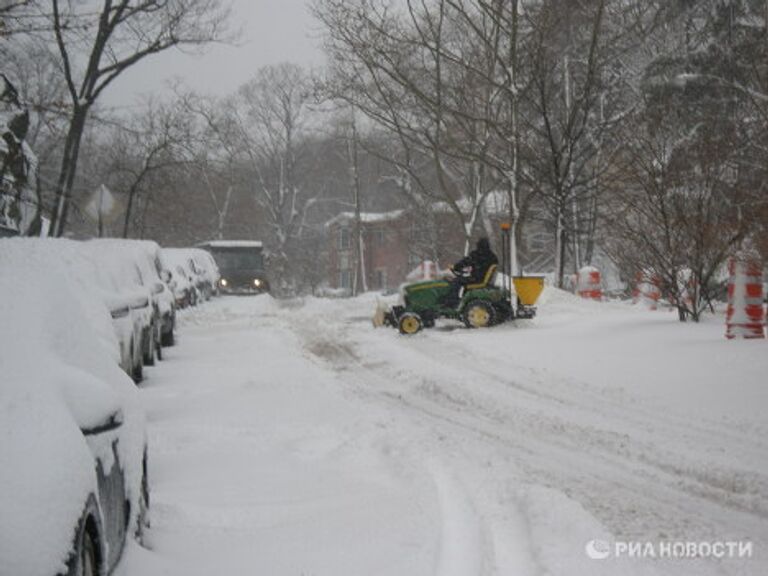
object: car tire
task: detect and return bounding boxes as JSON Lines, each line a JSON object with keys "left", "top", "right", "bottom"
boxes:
{"left": 143, "top": 331, "right": 156, "bottom": 366}
{"left": 132, "top": 346, "right": 143, "bottom": 384}
{"left": 67, "top": 496, "right": 103, "bottom": 576}
{"left": 136, "top": 453, "right": 150, "bottom": 543}
{"left": 161, "top": 328, "right": 175, "bottom": 347}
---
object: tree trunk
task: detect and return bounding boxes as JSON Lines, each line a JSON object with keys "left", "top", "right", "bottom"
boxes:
{"left": 554, "top": 200, "right": 566, "bottom": 287}
{"left": 218, "top": 186, "right": 233, "bottom": 240}
{"left": 122, "top": 183, "right": 139, "bottom": 238}
{"left": 507, "top": 174, "right": 519, "bottom": 277}
{"left": 51, "top": 105, "right": 89, "bottom": 237}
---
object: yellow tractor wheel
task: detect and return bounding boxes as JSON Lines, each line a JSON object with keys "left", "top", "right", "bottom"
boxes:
{"left": 398, "top": 312, "right": 423, "bottom": 335}
{"left": 463, "top": 300, "right": 495, "bottom": 329}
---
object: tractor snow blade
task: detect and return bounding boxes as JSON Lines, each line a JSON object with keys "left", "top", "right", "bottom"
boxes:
{"left": 372, "top": 301, "right": 388, "bottom": 327}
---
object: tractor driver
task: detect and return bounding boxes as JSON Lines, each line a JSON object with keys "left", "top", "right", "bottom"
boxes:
{"left": 443, "top": 237, "right": 498, "bottom": 308}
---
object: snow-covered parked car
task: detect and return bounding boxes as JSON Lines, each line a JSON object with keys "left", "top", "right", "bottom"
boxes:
{"left": 45, "top": 239, "right": 143, "bottom": 382}
{"left": 197, "top": 249, "right": 222, "bottom": 293}
{"left": 77, "top": 242, "right": 155, "bottom": 382}
{"left": 0, "top": 238, "right": 148, "bottom": 576}
{"left": 186, "top": 248, "right": 221, "bottom": 300}
{"left": 159, "top": 248, "right": 201, "bottom": 308}
{"left": 88, "top": 239, "right": 176, "bottom": 352}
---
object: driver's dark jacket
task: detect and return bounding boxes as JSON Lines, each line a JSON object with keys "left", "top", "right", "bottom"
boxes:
{"left": 453, "top": 246, "right": 498, "bottom": 284}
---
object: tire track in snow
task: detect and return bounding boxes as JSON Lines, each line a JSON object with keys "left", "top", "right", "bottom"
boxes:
{"left": 431, "top": 467, "right": 483, "bottom": 576}
{"left": 291, "top": 306, "right": 536, "bottom": 575}
{"left": 410, "top": 331, "right": 768, "bottom": 521}
{"left": 289, "top": 302, "right": 768, "bottom": 575}
{"left": 357, "top": 323, "right": 768, "bottom": 519}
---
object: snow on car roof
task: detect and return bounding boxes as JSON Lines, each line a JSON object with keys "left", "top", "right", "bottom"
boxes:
{"left": 159, "top": 247, "right": 220, "bottom": 282}
{"left": 199, "top": 240, "right": 263, "bottom": 248}
{"left": 160, "top": 247, "right": 198, "bottom": 268}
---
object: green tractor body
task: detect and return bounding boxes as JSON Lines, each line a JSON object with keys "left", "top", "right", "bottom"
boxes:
{"left": 374, "top": 269, "right": 516, "bottom": 334}
{"left": 372, "top": 226, "right": 544, "bottom": 335}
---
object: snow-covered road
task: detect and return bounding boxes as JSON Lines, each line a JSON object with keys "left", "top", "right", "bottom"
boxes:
{"left": 117, "top": 292, "right": 768, "bottom": 576}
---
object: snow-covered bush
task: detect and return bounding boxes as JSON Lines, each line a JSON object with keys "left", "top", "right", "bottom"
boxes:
{"left": 0, "top": 73, "right": 38, "bottom": 236}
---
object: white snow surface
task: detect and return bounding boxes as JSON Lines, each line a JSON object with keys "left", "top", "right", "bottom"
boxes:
{"left": 0, "top": 239, "right": 145, "bottom": 576}
{"left": 118, "top": 289, "right": 767, "bottom": 576}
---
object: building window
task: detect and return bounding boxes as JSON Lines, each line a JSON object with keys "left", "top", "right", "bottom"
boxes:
{"left": 372, "top": 228, "right": 385, "bottom": 246}
{"left": 338, "top": 227, "right": 351, "bottom": 251}
{"left": 339, "top": 253, "right": 350, "bottom": 271}
{"left": 339, "top": 270, "right": 351, "bottom": 289}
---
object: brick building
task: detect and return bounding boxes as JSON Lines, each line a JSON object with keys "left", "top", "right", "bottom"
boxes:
{"left": 326, "top": 210, "right": 411, "bottom": 291}
{"left": 325, "top": 193, "right": 560, "bottom": 292}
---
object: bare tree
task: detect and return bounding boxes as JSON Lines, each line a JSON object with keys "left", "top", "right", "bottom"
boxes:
{"left": 232, "top": 64, "right": 320, "bottom": 293}
{"left": 40, "top": 0, "right": 232, "bottom": 237}
{"left": 315, "top": 0, "right": 507, "bottom": 255}
{"left": 604, "top": 106, "right": 752, "bottom": 321}
{"left": 176, "top": 65, "right": 323, "bottom": 293}
{"left": 98, "top": 99, "right": 193, "bottom": 238}
{"left": 0, "top": 0, "right": 41, "bottom": 36}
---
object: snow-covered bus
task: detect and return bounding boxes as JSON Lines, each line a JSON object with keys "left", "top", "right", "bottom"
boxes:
{"left": 198, "top": 240, "right": 270, "bottom": 294}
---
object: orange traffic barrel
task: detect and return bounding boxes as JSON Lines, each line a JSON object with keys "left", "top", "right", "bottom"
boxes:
{"left": 726, "top": 256, "right": 765, "bottom": 339}
{"left": 634, "top": 270, "right": 661, "bottom": 310}
{"left": 577, "top": 266, "right": 602, "bottom": 300}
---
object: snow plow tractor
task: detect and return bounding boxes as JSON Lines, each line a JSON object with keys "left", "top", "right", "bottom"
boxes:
{"left": 373, "top": 264, "right": 545, "bottom": 335}
{"left": 373, "top": 226, "right": 545, "bottom": 335}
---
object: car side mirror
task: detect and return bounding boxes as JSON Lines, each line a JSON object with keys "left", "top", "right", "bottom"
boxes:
{"left": 160, "top": 269, "right": 172, "bottom": 283}
{"left": 152, "top": 282, "right": 165, "bottom": 295}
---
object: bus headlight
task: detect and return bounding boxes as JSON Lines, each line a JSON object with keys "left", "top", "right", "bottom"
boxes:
{"left": 253, "top": 279, "right": 262, "bottom": 288}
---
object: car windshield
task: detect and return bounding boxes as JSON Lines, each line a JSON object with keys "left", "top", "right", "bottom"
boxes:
{"left": 210, "top": 249, "right": 263, "bottom": 271}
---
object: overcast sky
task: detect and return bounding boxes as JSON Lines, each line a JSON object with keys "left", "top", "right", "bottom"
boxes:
{"left": 105, "top": 0, "right": 324, "bottom": 109}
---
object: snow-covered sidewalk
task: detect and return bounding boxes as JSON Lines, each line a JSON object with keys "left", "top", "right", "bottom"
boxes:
{"left": 118, "top": 292, "right": 768, "bottom": 576}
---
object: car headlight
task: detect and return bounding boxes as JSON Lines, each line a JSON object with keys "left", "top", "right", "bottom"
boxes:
{"left": 220, "top": 278, "right": 228, "bottom": 287}
{"left": 253, "top": 279, "right": 262, "bottom": 287}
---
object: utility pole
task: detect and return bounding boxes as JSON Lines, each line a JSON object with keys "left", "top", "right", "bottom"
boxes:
{"left": 348, "top": 109, "right": 367, "bottom": 295}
